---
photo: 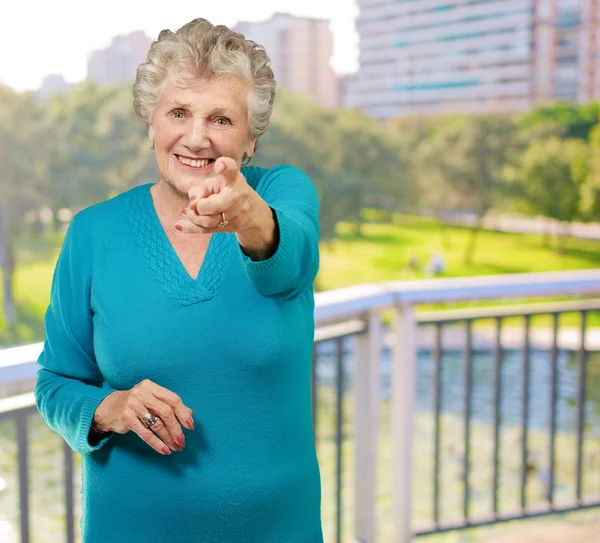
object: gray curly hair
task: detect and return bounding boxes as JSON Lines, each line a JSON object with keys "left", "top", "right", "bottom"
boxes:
{"left": 133, "top": 18, "right": 276, "bottom": 143}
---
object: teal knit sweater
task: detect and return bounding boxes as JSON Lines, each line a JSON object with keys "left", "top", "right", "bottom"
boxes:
{"left": 34, "top": 165, "right": 324, "bottom": 543}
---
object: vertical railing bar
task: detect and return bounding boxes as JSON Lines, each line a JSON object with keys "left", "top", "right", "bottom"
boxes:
{"left": 355, "top": 311, "right": 380, "bottom": 543}
{"left": 520, "top": 315, "right": 531, "bottom": 513}
{"left": 17, "top": 412, "right": 30, "bottom": 543}
{"left": 335, "top": 335, "right": 344, "bottom": 543}
{"left": 392, "top": 303, "right": 417, "bottom": 543}
{"left": 548, "top": 312, "right": 559, "bottom": 508}
{"left": 433, "top": 323, "right": 443, "bottom": 526}
{"left": 312, "top": 342, "right": 318, "bottom": 444}
{"left": 492, "top": 316, "right": 503, "bottom": 516}
{"left": 464, "top": 319, "right": 473, "bottom": 523}
{"left": 576, "top": 310, "right": 588, "bottom": 503}
{"left": 64, "top": 440, "right": 75, "bottom": 543}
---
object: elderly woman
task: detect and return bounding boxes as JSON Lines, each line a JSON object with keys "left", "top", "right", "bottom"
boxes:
{"left": 34, "top": 17, "right": 323, "bottom": 543}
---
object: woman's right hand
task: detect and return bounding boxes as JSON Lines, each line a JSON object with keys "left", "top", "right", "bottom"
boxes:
{"left": 92, "top": 379, "right": 195, "bottom": 455}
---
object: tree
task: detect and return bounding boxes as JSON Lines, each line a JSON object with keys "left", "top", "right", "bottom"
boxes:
{"left": 0, "top": 86, "right": 46, "bottom": 343}
{"left": 581, "top": 123, "right": 600, "bottom": 222}
{"left": 416, "top": 114, "right": 518, "bottom": 264}
{"left": 514, "top": 137, "right": 589, "bottom": 251}
{"left": 259, "top": 90, "right": 414, "bottom": 243}
{"left": 519, "top": 101, "right": 600, "bottom": 141}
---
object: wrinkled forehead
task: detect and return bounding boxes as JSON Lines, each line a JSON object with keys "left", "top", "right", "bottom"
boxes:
{"left": 158, "top": 73, "right": 249, "bottom": 113}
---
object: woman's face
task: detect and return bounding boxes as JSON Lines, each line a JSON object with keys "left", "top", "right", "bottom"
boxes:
{"left": 149, "top": 74, "right": 257, "bottom": 195}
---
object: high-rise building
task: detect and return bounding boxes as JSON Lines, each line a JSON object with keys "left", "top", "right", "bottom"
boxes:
{"left": 345, "top": 0, "right": 600, "bottom": 118}
{"left": 87, "top": 31, "right": 153, "bottom": 86}
{"left": 233, "top": 13, "right": 340, "bottom": 109}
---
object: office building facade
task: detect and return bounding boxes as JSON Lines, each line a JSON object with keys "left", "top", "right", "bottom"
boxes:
{"left": 345, "top": 0, "right": 600, "bottom": 118}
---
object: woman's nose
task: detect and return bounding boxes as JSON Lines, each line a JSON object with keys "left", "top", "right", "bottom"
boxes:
{"left": 183, "top": 118, "right": 210, "bottom": 150}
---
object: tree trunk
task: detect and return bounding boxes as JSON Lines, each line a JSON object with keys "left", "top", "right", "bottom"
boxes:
{"left": 0, "top": 201, "right": 18, "bottom": 344}
{"left": 355, "top": 219, "right": 364, "bottom": 238}
{"left": 556, "top": 221, "right": 570, "bottom": 254}
{"left": 464, "top": 214, "right": 483, "bottom": 265}
{"left": 438, "top": 219, "right": 452, "bottom": 249}
{"left": 542, "top": 222, "right": 551, "bottom": 248}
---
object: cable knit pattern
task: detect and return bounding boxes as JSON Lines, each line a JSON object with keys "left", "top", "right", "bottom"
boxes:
{"left": 125, "top": 183, "right": 232, "bottom": 305}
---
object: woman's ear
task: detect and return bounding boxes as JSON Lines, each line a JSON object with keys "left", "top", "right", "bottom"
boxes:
{"left": 245, "top": 137, "right": 257, "bottom": 159}
{"left": 149, "top": 122, "right": 155, "bottom": 148}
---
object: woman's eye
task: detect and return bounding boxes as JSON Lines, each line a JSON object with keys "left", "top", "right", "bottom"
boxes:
{"left": 171, "top": 109, "right": 185, "bottom": 119}
{"left": 216, "top": 117, "right": 230, "bottom": 126}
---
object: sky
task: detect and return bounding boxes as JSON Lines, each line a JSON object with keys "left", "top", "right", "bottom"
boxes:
{"left": 1, "top": 0, "right": 360, "bottom": 92}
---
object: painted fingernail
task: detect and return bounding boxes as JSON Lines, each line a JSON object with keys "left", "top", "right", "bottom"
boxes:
{"left": 185, "top": 418, "right": 195, "bottom": 430}
{"left": 162, "top": 446, "right": 171, "bottom": 455}
{"left": 181, "top": 208, "right": 187, "bottom": 214}
{"left": 177, "top": 434, "right": 185, "bottom": 447}
{"left": 190, "top": 195, "right": 197, "bottom": 202}
{"left": 175, "top": 224, "right": 183, "bottom": 231}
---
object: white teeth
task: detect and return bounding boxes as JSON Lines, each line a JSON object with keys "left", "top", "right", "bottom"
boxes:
{"left": 176, "top": 156, "right": 210, "bottom": 168}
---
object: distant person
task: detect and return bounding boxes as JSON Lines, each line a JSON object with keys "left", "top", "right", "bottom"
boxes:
{"left": 34, "top": 18, "right": 323, "bottom": 543}
{"left": 406, "top": 253, "right": 421, "bottom": 273}
{"left": 429, "top": 251, "right": 446, "bottom": 275}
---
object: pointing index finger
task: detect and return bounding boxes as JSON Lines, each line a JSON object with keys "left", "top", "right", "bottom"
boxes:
{"left": 214, "top": 156, "right": 238, "bottom": 180}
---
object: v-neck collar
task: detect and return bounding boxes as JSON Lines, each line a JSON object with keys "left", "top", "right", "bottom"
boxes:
{"left": 125, "top": 182, "right": 232, "bottom": 305}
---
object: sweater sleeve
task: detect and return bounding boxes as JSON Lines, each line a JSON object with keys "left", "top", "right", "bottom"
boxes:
{"left": 237, "top": 165, "right": 320, "bottom": 300}
{"left": 34, "top": 215, "right": 117, "bottom": 454}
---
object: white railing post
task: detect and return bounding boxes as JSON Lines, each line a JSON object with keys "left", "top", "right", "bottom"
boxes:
{"left": 354, "top": 309, "right": 382, "bottom": 543}
{"left": 392, "top": 302, "right": 417, "bottom": 543}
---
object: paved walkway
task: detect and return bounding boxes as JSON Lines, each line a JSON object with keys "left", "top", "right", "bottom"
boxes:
{"left": 481, "top": 521, "right": 600, "bottom": 543}
{"left": 447, "top": 213, "right": 600, "bottom": 241}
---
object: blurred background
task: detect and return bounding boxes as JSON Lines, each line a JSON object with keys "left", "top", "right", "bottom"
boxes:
{"left": 1, "top": 0, "right": 600, "bottom": 542}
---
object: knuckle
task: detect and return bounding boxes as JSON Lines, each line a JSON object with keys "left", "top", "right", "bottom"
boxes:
{"left": 156, "top": 405, "right": 172, "bottom": 418}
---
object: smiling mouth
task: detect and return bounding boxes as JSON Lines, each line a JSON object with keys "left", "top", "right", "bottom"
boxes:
{"left": 175, "top": 155, "right": 216, "bottom": 168}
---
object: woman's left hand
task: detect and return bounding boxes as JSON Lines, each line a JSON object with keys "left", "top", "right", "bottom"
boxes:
{"left": 175, "top": 157, "right": 257, "bottom": 234}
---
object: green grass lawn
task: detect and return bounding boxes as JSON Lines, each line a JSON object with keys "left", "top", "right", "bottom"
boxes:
{"left": 318, "top": 213, "right": 600, "bottom": 328}
{"left": 1, "top": 214, "right": 600, "bottom": 345}
{"left": 318, "top": 213, "right": 600, "bottom": 289}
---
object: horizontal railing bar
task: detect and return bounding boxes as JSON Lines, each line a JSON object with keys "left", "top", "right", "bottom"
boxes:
{"left": 315, "top": 269, "right": 600, "bottom": 321}
{"left": 0, "top": 392, "right": 36, "bottom": 420}
{"left": 417, "top": 299, "right": 600, "bottom": 324}
{"left": 414, "top": 500, "right": 600, "bottom": 536}
{"left": 314, "top": 319, "right": 366, "bottom": 342}
{"left": 3, "top": 300, "right": 599, "bottom": 380}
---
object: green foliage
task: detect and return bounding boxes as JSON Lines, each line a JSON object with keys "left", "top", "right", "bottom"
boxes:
{"left": 416, "top": 114, "right": 518, "bottom": 217}
{"left": 3, "top": 82, "right": 600, "bottom": 343}
{"left": 582, "top": 123, "right": 600, "bottom": 221}
{"left": 514, "top": 137, "right": 589, "bottom": 224}
{"left": 256, "top": 90, "right": 415, "bottom": 241}
{"left": 519, "top": 100, "right": 600, "bottom": 140}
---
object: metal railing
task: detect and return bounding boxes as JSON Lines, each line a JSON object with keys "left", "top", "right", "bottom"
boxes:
{"left": 1, "top": 268, "right": 599, "bottom": 543}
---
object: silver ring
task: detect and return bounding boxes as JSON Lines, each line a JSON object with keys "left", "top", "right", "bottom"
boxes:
{"left": 142, "top": 412, "right": 159, "bottom": 429}
{"left": 218, "top": 212, "right": 228, "bottom": 228}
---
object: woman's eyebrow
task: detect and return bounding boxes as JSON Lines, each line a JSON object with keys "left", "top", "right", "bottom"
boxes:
{"left": 164, "top": 103, "right": 231, "bottom": 116}
{"left": 210, "top": 107, "right": 231, "bottom": 116}
{"left": 165, "top": 101, "right": 193, "bottom": 109}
